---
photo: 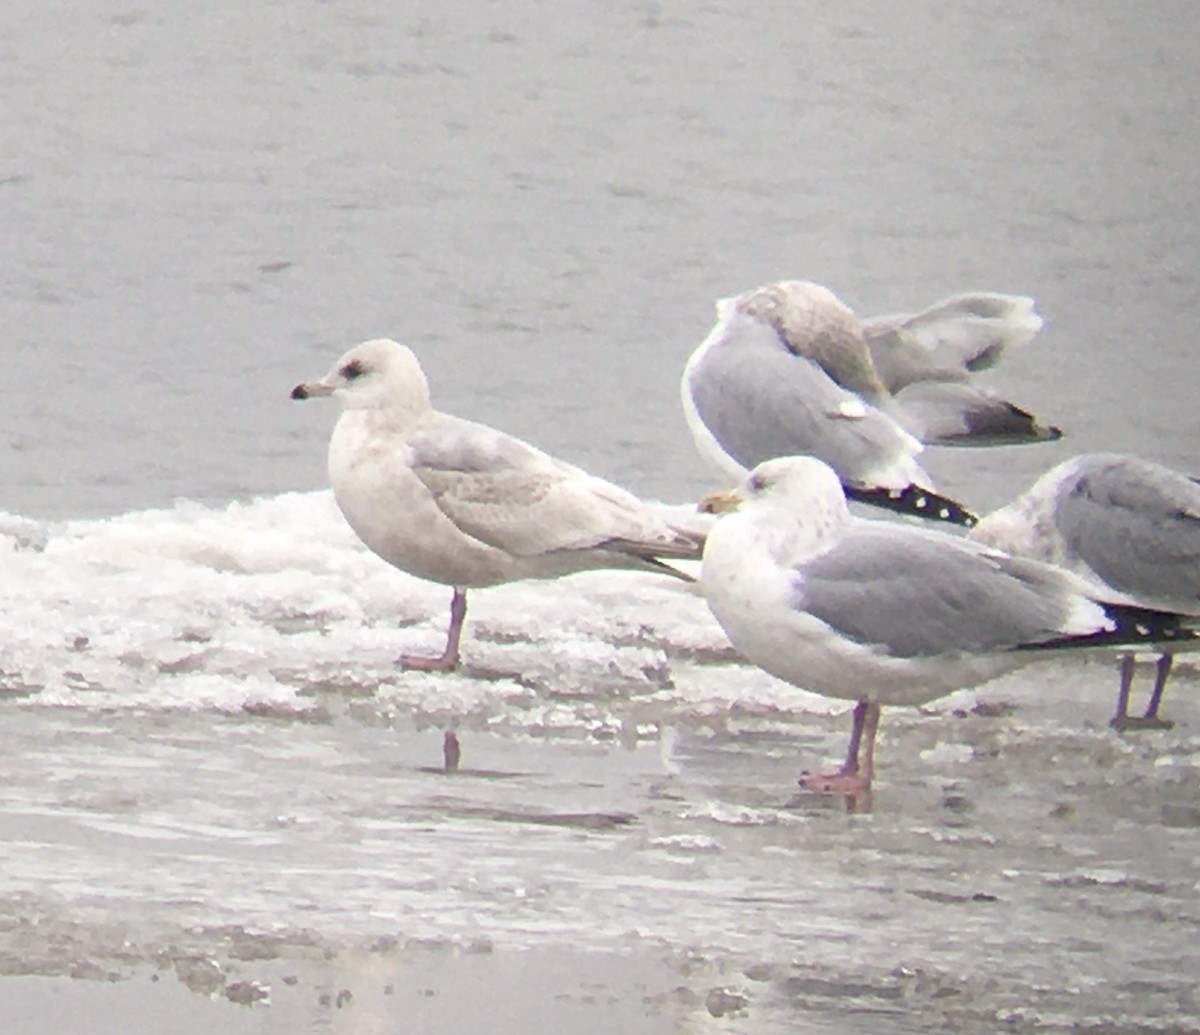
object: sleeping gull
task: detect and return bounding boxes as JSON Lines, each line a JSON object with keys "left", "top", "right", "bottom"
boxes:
{"left": 972, "top": 453, "right": 1200, "bottom": 730}
{"left": 699, "top": 456, "right": 1198, "bottom": 794}
{"left": 292, "top": 338, "right": 704, "bottom": 671}
{"left": 682, "top": 282, "right": 1059, "bottom": 526}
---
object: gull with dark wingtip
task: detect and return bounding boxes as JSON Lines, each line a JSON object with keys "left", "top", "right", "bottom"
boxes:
{"left": 700, "top": 456, "right": 1199, "bottom": 795}
{"left": 972, "top": 452, "right": 1200, "bottom": 730}
{"left": 682, "top": 281, "right": 1060, "bottom": 527}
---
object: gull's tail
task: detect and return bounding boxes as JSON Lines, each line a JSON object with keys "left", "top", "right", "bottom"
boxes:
{"left": 637, "top": 556, "right": 699, "bottom": 583}
{"left": 604, "top": 526, "right": 706, "bottom": 583}
{"left": 845, "top": 484, "right": 978, "bottom": 528}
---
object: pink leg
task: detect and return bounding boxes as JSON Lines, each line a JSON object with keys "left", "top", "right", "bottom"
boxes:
{"left": 443, "top": 731, "right": 462, "bottom": 774}
{"left": 799, "top": 701, "right": 881, "bottom": 794}
{"left": 400, "top": 588, "right": 468, "bottom": 672}
{"left": 1109, "top": 653, "right": 1136, "bottom": 730}
{"left": 1142, "top": 653, "right": 1174, "bottom": 725}
{"left": 1111, "top": 652, "right": 1175, "bottom": 731}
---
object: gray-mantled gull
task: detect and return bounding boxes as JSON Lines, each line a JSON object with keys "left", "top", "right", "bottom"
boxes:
{"left": 681, "top": 282, "right": 1059, "bottom": 527}
{"left": 972, "top": 453, "right": 1200, "bottom": 730}
{"left": 699, "top": 456, "right": 1198, "bottom": 795}
{"left": 292, "top": 338, "right": 703, "bottom": 671}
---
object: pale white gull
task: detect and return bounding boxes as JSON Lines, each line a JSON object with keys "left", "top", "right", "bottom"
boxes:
{"left": 972, "top": 452, "right": 1200, "bottom": 730}
{"left": 699, "top": 456, "right": 1198, "bottom": 795}
{"left": 292, "top": 338, "right": 703, "bottom": 672}
{"left": 681, "top": 282, "right": 1060, "bottom": 526}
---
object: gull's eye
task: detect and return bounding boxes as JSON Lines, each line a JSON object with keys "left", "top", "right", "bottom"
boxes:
{"left": 748, "top": 473, "right": 768, "bottom": 494}
{"left": 340, "top": 359, "right": 366, "bottom": 380}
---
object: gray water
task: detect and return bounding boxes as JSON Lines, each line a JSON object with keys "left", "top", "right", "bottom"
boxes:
{"left": 3, "top": 1, "right": 1200, "bottom": 1032}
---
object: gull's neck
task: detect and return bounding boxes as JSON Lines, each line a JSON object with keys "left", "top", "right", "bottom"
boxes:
{"left": 972, "top": 464, "right": 1072, "bottom": 564}
{"left": 739, "top": 493, "right": 850, "bottom": 570}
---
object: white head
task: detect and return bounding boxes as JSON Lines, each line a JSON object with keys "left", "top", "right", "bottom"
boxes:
{"left": 291, "top": 338, "right": 432, "bottom": 416}
{"left": 699, "top": 456, "right": 852, "bottom": 590}
{"left": 742, "top": 455, "right": 849, "bottom": 517}
{"left": 702, "top": 456, "right": 851, "bottom": 543}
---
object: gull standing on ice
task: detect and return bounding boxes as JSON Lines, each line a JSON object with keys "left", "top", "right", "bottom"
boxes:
{"left": 972, "top": 453, "right": 1200, "bottom": 730}
{"left": 293, "top": 338, "right": 704, "bottom": 671}
{"left": 699, "top": 456, "right": 1198, "bottom": 794}
{"left": 682, "top": 281, "right": 1059, "bottom": 526}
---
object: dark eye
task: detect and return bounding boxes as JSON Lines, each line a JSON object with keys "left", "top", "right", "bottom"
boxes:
{"left": 749, "top": 473, "right": 767, "bottom": 493}
{"left": 340, "top": 359, "right": 366, "bottom": 380}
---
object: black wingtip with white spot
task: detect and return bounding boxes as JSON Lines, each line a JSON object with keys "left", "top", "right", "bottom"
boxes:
{"left": 1020, "top": 603, "right": 1200, "bottom": 653}
{"left": 845, "top": 485, "right": 979, "bottom": 528}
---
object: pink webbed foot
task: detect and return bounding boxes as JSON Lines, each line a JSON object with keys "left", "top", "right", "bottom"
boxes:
{"left": 797, "top": 701, "right": 881, "bottom": 796}
{"left": 398, "top": 651, "right": 460, "bottom": 672}
{"left": 398, "top": 588, "right": 467, "bottom": 673}
{"left": 798, "top": 769, "right": 872, "bottom": 795}
{"left": 1110, "top": 653, "right": 1175, "bottom": 732}
{"left": 1110, "top": 714, "right": 1175, "bottom": 733}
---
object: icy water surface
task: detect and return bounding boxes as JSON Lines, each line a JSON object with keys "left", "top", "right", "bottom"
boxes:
{"left": 4, "top": 0, "right": 1200, "bottom": 1030}
{"left": 2, "top": 498, "right": 1200, "bottom": 1031}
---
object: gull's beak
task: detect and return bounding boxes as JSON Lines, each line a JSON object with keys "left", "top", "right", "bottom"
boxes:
{"left": 697, "top": 488, "right": 743, "bottom": 515}
{"left": 290, "top": 379, "right": 334, "bottom": 400}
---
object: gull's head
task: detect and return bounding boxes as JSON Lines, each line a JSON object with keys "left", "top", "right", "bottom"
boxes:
{"left": 702, "top": 456, "right": 850, "bottom": 527}
{"left": 699, "top": 457, "right": 851, "bottom": 573}
{"left": 291, "top": 338, "right": 431, "bottom": 414}
{"left": 745, "top": 455, "right": 846, "bottom": 506}
{"left": 731, "top": 281, "right": 886, "bottom": 401}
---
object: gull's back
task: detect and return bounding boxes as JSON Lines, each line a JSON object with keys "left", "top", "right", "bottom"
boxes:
{"left": 684, "top": 309, "right": 927, "bottom": 491}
